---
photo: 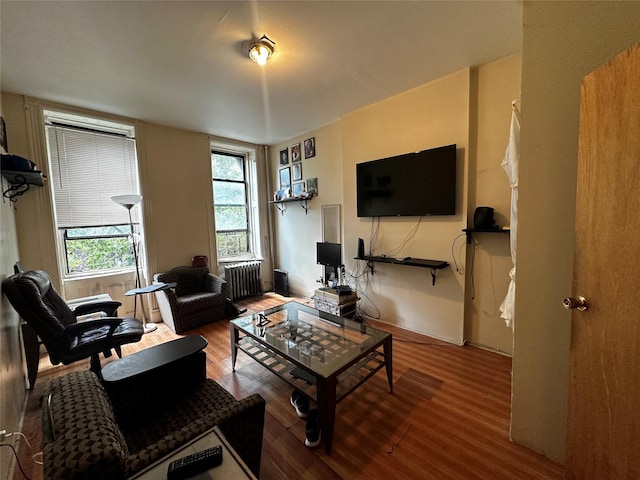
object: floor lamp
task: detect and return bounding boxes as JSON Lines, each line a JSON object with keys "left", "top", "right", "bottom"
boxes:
{"left": 111, "top": 194, "right": 157, "bottom": 333}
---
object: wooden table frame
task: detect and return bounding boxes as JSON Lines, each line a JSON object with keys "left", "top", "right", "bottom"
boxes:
{"left": 230, "top": 302, "right": 392, "bottom": 454}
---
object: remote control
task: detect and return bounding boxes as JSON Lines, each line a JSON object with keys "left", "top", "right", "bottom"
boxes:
{"left": 167, "top": 445, "right": 222, "bottom": 480}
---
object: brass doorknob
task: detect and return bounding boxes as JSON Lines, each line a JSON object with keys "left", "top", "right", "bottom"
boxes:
{"left": 563, "top": 296, "right": 589, "bottom": 311}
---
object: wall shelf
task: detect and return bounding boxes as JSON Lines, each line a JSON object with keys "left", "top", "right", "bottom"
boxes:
{"left": 462, "top": 228, "right": 510, "bottom": 244}
{"left": 269, "top": 197, "right": 312, "bottom": 215}
{"left": 355, "top": 255, "right": 449, "bottom": 285}
{"left": 2, "top": 170, "right": 45, "bottom": 201}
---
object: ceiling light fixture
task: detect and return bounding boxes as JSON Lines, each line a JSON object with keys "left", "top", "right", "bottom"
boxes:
{"left": 248, "top": 35, "right": 275, "bottom": 66}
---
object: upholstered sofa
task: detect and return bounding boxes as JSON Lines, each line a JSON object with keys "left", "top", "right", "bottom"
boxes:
{"left": 153, "top": 266, "right": 228, "bottom": 334}
{"left": 41, "top": 350, "right": 265, "bottom": 479}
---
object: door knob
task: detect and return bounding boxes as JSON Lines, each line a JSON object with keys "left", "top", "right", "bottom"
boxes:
{"left": 563, "top": 296, "right": 589, "bottom": 311}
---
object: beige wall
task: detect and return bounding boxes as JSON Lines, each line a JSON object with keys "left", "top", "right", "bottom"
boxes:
{"left": 465, "top": 52, "right": 522, "bottom": 354}
{"left": 269, "top": 121, "right": 343, "bottom": 294}
{"left": 0, "top": 95, "right": 28, "bottom": 480}
{"left": 512, "top": 0, "right": 640, "bottom": 462}
{"left": 270, "top": 59, "right": 520, "bottom": 349}
{"left": 1, "top": 94, "right": 270, "bottom": 320}
{"left": 341, "top": 69, "right": 470, "bottom": 344}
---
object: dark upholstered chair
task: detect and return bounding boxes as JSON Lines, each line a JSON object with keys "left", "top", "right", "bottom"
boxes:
{"left": 2, "top": 270, "right": 143, "bottom": 376}
{"left": 153, "top": 266, "right": 228, "bottom": 334}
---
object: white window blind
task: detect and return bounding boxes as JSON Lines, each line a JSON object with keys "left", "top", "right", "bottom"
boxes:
{"left": 46, "top": 125, "right": 140, "bottom": 228}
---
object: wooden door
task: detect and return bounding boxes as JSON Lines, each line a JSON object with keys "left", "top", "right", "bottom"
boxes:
{"left": 566, "top": 44, "right": 640, "bottom": 479}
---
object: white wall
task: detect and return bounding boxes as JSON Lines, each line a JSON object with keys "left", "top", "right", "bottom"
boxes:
{"left": 512, "top": 0, "right": 640, "bottom": 462}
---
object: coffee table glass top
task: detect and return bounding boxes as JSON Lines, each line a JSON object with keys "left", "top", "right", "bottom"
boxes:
{"left": 231, "top": 301, "right": 390, "bottom": 377}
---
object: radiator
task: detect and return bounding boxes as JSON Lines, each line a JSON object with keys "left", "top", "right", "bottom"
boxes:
{"left": 225, "top": 261, "right": 263, "bottom": 300}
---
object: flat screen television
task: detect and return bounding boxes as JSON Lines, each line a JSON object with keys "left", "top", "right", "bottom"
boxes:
{"left": 316, "top": 242, "right": 342, "bottom": 267}
{"left": 356, "top": 144, "right": 456, "bottom": 217}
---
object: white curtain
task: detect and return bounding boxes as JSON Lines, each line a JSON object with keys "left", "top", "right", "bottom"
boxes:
{"left": 499, "top": 100, "right": 520, "bottom": 328}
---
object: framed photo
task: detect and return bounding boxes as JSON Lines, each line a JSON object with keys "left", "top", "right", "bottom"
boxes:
{"left": 292, "top": 163, "right": 302, "bottom": 182}
{"left": 292, "top": 181, "right": 305, "bottom": 198}
{"left": 306, "top": 177, "right": 318, "bottom": 197}
{"left": 291, "top": 143, "right": 301, "bottom": 163}
{"left": 275, "top": 188, "right": 289, "bottom": 201}
{"left": 304, "top": 137, "right": 315, "bottom": 159}
{"left": 279, "top": 167, "right": 291, "bottom": 188}
{"left": 279, "top": 148, "right": 289, "bottom": 166}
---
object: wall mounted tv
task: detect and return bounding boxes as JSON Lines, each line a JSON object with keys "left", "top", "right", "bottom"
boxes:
{"left": 356, "top": 144, "right": 457, "bottom": 217}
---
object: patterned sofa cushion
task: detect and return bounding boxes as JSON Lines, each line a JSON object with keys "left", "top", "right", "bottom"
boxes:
{"left": 41, "top": 364, "right": 266, "bottom": 478}
{"left": 42, "top": 370, "right": 128, "bottom": 480}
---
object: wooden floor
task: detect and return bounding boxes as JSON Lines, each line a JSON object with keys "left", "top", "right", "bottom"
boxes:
{"left": 14, "top": 293, "right": 564, "bottom": 480}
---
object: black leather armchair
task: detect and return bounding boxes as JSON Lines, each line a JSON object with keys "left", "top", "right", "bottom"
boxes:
{"left": 2, "top": 269, "right": 144, "bottom": 380}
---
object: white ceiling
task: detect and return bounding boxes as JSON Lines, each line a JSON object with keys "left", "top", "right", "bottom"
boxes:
{"left": 1, "top": 1, "right": 522, "bottom": 145}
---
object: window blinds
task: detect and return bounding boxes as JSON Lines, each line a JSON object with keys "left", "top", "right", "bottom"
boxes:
{"left": 46, "top": 125, "right": 140, "bottom": 228}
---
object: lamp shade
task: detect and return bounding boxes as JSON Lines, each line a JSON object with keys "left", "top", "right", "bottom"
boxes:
{"left": 111, "top": 194, "right": 142, "bottom": 210}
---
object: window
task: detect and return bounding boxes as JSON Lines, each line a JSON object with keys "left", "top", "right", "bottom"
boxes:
{"left": 212, "top": 151, "right": 250, "bottom": 258}
{"left": 44, "top": 110, "right": 142, "bottom": 275}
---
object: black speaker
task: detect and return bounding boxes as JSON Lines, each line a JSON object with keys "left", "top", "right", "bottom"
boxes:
{"left": 357, "top": 238, "right": 365, "bottom": 258}
{"left": 473, "top": 207, "right": 495, "bottom": 229}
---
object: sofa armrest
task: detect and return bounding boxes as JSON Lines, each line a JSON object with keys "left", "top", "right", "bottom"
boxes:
{"left": 42, "top": 371, "right": 129, "bottom": 480}
{"left": 216, "top": 393, "right": 266, "bottom": 478}
{"left": 203, "top": 272, "right": 227, "bottom": 296}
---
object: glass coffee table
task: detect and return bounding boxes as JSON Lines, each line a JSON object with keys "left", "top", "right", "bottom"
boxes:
{"left": 230, "top": 301, "right": 392, "bottom": 454}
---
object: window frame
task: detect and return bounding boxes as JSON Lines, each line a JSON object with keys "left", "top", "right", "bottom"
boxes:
{"left": 210, "top": 142, "right": 261, "bottom": 264}
{"left": 43, "top": 109, "right": 143, "bottom": 278}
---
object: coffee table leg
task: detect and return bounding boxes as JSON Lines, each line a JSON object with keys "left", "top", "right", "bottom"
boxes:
{"left": 230, "top": 323, "right": 239, "bottom": 371}
{"left": 384, "top": 336, "right": 393, "bottom": 393}
{"left": 316, "top": 376, "right": 337, "bottom": 454}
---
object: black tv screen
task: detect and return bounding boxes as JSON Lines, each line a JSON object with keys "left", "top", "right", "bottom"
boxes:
{"left": 317, "top": 242, "right": 342, "bottom": 267}
{"left": 356, "top": 144, "right": 456, "bottom": 217}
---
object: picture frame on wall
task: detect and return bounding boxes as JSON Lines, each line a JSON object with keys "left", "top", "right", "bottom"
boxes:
{"left": 279, "top": 167, "right": 291, "bottom": 188}
{"left": 279, "top": 148, "right": 289, "bottom": 166}
{"left": 292, "top": 163, "right": 302, "bottom": 182}
{"left": 306, "top": 177, "right": 318, "bottom": 196}
{"left": 304, "top": 137, "right": 315, "bottom": 159}
{"left": 292, "top": 181, "right": 305, "bottom": 198}
{"left": 291, "top": 143, "right": 301, "bottom": 163}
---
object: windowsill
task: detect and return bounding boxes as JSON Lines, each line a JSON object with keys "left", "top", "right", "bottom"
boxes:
{"left": 218, "top": 256, "right": 263, "bottom": 266}
{"left": 63, "top": 268, "right": 135, "bottom": 282}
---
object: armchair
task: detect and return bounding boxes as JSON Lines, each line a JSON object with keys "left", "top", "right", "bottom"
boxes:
{"left": 2, "top": 270, "right": 143, "bottom": 381}
{"left": 154, "top": 266, "right": 228, "bottom": 334}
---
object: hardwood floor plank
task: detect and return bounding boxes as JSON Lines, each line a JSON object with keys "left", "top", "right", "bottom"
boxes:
{"left": 13, "top": 293, "right": 563, "bottom": 480}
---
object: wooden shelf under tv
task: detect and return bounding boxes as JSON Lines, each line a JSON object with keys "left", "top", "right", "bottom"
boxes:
{"left": 354, "top": 255, "right": 449, "bottom": 285}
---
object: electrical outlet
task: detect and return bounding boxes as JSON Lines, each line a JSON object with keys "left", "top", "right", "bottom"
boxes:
{"left": 0, "top": 430, "right": 6, "bottom": 442}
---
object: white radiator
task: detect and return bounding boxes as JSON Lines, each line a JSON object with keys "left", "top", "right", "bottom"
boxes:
{"left": 225, "top": 261, "right": 263, "bottom": 300}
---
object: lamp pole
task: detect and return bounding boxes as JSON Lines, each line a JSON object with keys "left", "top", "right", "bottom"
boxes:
{"left": 111, "top": 194, "right": 156, "bottom": 333}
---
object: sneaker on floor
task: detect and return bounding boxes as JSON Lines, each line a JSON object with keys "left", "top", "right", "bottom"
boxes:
{"left": 290, "top": 390, "right": 310, "bottom": 418}
{"left": 305, "top": 409, "right": 321, "bottom": 448}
